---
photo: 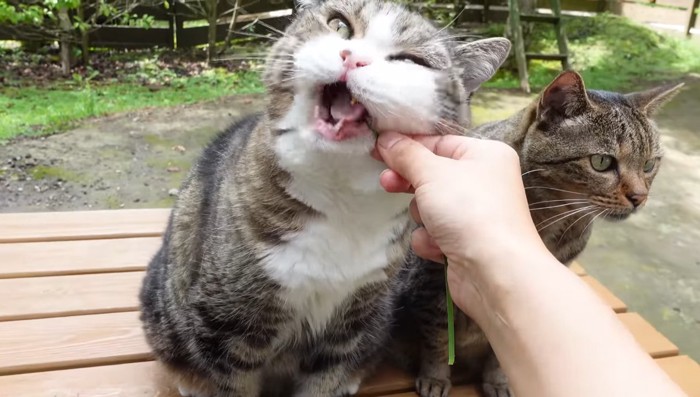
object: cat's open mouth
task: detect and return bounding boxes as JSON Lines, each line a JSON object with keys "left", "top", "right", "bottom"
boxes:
{"left": 314, "top": 82, "right": 372, "bottom": 141}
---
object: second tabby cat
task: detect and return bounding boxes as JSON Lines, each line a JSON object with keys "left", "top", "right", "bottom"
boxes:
{"left": 398, "top": 70, "right": 683, "bottom": 397}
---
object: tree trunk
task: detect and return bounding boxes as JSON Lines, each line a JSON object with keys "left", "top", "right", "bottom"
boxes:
{"left": 79, "top": 0, "right": 90, "bottom": 66}
{"left": 221, "top": 0, "right": 240, "bottom": 55}
{"left": 206, "top": 0, "right": 218, "bottom": 65}
{"left": 57, "top": 7, "right": 74, "bottom": 75}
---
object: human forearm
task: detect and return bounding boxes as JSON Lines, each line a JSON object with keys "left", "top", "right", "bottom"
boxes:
{"left": 462, "top": 250, "right": 686, "bottom": 397}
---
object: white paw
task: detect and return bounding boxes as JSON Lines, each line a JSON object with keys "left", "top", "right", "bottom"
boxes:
{"left": 336, "top": 377, "right": 362, "bottom": 396}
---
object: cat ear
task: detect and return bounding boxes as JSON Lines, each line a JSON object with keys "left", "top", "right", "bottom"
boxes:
{"left": 538, "top": 70, "right": 591, "bottom": 122}
{"left": 454, "top": 38, "right": 511, "bottom": 93}
{"left": 295, "top": 0, "right": 323, "bottom": 9}
{"left": 625, "top": 82, "right": 684, "bottom": 117}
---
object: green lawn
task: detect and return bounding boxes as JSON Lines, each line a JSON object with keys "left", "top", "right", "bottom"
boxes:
{"left": 0, "top": 68, "right": 263, "bottom": 142}
{"left": 2, "top": 13, "right": 699, "bottom": 142}
{"left": 483, "top": 13, "right": 700, "bottom": 91}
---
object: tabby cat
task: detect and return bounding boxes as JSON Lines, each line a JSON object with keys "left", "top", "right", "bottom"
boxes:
{"left": 138, "top": 0, "right": 510, "bottom": 396}
{"left": 400, "top": 70, "right": 684, "bottom": 397}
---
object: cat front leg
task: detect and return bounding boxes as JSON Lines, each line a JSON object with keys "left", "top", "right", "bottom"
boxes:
{"left": 415, "top": 319, "right": 451, "bottom": 397}
{"left": 167, "top": 364, "right": 263, "bottom": 397}
{"left": 411, "top": 267, "right": 452, "bottom": 397}
{"left": 294, "top": 355, "right": 366, "bottom": 397}
{"left": 482, "top": 352, "right": 514, "bottom": 397}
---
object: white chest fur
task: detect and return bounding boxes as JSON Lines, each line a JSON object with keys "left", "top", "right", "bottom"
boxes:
{"left": 261, "top": 131, "right": 412, "bottom": 334}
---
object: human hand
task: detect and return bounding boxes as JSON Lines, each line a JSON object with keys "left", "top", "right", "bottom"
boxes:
{"left": 374, "top": 132, "right": 550, "bottom": 315}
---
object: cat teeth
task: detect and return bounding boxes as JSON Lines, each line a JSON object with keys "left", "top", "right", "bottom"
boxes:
{"left": 314, "top": 105, "right": 320, "bottom": 119}
{"left": 350, "top": 97, "right": 358, "bottom": 105}
{"left": 334, "top": 119, "right": 345, "bottom": 132}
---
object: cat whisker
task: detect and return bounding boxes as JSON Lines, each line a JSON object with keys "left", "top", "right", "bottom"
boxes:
{"left": 556, "top": 208, "right": 600, "bottom": 244}
{"left": 580, "top": 209, "right": 609, "bottom": 238}
{"left": 535, "top": 206, "right": 590, "bottom": 227}
{"left": 256, "top": 20, "right": 287, "bottom": 37}
{"left": 529, "top": 198, "right": 591, "bottom": 206}
{"left": 521, "top": 169, "right": 546, "bottom": 177}
{"left": 536, "top": 205, "right": 596, "bottom": 231}
{"left": 227, "top": 30, "right": 279, "bottom": 41}
{"left": 435, "top": 119, "right": 470, "bottom": 136}
{"left": 525, "top": 186, "right": 588, "bottom": 196}
{"left": 436, "top": 6, "right": 469, "bottom": 34}
{"left": 218, "top": 57, "right": 295, "bottom": 62}
{"left": 529, "top": 201, "right": 590, "bottom": 211}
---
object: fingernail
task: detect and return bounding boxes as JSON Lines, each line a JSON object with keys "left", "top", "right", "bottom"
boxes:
{"left": 377, "top": 131, "right": 403, "bottom": 149}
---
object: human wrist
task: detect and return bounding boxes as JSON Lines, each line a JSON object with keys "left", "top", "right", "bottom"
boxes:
{"left": 451, "top": 240, "right": 558, "bottom": 327}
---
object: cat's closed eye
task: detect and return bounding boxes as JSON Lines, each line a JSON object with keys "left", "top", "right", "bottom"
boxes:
{"left": 328, "top": 16, "right": 352, "bottom": 39}
{"left": 387, "top": 53, "right": 431, "bottom": 68}
{"left": 590, "top": 154, "right": 615, "bottom": 172}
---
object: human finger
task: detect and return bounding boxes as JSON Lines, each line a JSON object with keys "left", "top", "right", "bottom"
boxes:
{"left": 411, "top": 227, "right": 444, "bottom": 264}
{"left": 379, "top": 169, "right": 413, "bottom": 193}
{"left": 376, "top": 132, "right": 442, "bottom": 188}
{"left": 409, "top": 198, "right": 422, "bottom": 225}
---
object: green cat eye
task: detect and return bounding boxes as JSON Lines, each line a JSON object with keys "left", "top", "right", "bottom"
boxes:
{"left": 328, "top": 17, "right": 352, "bottom": 39}
{"left": 643, "top": 159, "right": 656, "bottom": 173}
{"left": 590, "top": 154, "right": 614, "bottom": 172}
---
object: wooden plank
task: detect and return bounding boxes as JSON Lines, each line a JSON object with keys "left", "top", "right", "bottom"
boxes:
{"left": 581, "top": 276, "right": 627, "bottom": 313}
{"left": 525, "top": 53, "right": 568, "bottom": 61}
{"left": 520, "top": 13, "right": 560, "bottom": 23}
{"left": 508, "top": 0, "right": 531, "bottom": 93}
{"left": 0, "top": 312, "right": 152, "bottom": 375}
{"left": 0, "top": 237, "right": 161, "bottom": 279}
{"left": 0, "top": 272, "right": 143, "bottom": 322}
{"left": 177, "top": 15, "right": 291, "bottom": 48}
{"left": 89, "top": 27, "right": 173, "bottom": 49}
{"left": 549, "top": 0, "right": 571, "bottom": 70}
{"left": 358, "top": 365, "right": 414, "bottom": 396}
{"left": 0, "top": 361, "right": 421, "bottom": 397}
{"left": 570, "top": 261, "right": 586, "bottom": 276}
{"left": 387, "top": 385, "right": 481, "bottom": 396}
{"left": 0, "top": 361, "right": 179, "bottom": 397}
{"left": 0, "top": 209, "right": 169, "bottom": 243}
{"left": 618, "top": 312, "right": 680, "bottom": 359}
{"left": 656, "top": 355, "right": 700, "bottom": 396}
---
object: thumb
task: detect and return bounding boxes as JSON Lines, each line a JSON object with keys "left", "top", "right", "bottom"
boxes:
{"left": 376, "top": 132, "right": 438, "bottom": 188}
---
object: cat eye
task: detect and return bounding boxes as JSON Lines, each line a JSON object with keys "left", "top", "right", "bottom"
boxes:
{"left": 590, "top": 154, "right": 615, "bottom": 172}
{"left": 387, "top": 53, "right": 431, "bottom": 68}
{"left": 643, "top": 159, "right": 656, "bottom": 173}
{"left": 328, "top": 17, "right": 352, "bottom": 39}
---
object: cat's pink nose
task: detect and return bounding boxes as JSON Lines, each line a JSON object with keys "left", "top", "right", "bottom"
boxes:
{"left": 626, "top": 193, "right": 648, "bottom": 208}
{"left": 340, "top": 49, "right": 370, "bottom": 69}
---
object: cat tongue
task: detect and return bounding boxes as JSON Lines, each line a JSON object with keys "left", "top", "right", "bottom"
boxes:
{"left": 330, "top": 89, "right": 365, "bottom": 122}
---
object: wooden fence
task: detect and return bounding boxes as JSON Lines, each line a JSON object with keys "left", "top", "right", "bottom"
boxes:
{"left": 456, "top": 0, "right": 698, "bottom": 35}
{"left": 0, "top": 0, "right": 295, "bottom": 49}
{"left": 0, "top": 0, "right": 698, "bottom": 49}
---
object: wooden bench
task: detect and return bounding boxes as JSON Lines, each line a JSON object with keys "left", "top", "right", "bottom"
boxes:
{"left": 0, "top": 209, "right": 698, "bottom": 396}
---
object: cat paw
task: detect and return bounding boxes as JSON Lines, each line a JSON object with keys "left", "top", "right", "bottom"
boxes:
{"left": 332, "top": 377, "right": 362, "bottom": 396}
{"left": 482, "top": 365, "right": 514, "bottom": 397}
{"left": 295, "top": 377, "right": 362, "bottom": 397}
{"left": 416, "top": 376, "right": 451, "bottom": 397}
